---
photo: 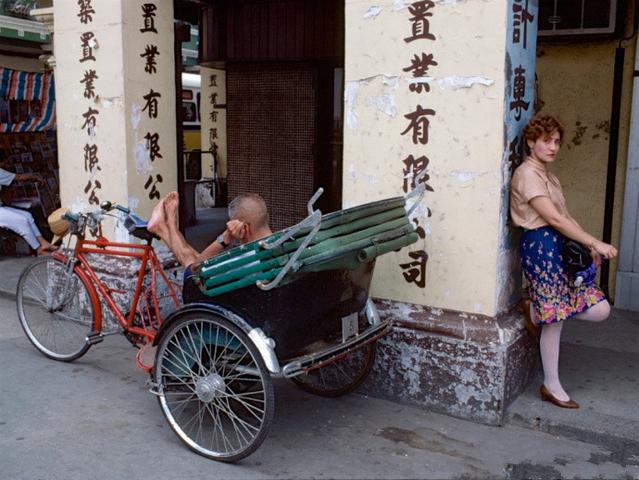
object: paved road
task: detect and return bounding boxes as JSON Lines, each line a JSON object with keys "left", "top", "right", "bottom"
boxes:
{"left": 0, "top": 295, "right": 637, "bottom": 480}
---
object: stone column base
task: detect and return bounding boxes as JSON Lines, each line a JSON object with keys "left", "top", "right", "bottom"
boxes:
{"left": 360, "top": 299, "right": 539, "bottom": 425}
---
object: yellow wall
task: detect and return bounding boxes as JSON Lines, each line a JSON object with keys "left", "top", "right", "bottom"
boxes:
{"left": 535, "top": 38, "right": 637, "bottom": 298}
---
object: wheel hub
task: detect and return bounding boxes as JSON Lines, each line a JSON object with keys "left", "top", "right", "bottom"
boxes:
{"left": 195, "top": 373, "right": 226, "bottom": 402}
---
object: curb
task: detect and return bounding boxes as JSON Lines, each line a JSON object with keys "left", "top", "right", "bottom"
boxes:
{"left": 506, "top": 411, "right": 639, "bottom": 466}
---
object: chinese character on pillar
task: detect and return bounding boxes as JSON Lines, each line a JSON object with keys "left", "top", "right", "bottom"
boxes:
{"left": 404, "top": 1, "right": 436, "bottom": 43}
{"left": 401, "top": 105, "right": 436, "bottom": 145}
{"left": 140, "top": 3, "right": 158, "bottom": 33}
{"left": 403, "top": 53, "right": 438, "bottom": 93}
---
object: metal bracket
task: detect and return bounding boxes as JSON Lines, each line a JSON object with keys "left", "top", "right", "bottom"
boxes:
{"left": 146, "top": 379, "right": 163, "bottom": 396}
{"left": 256, "top": 188, "right": 324, "bottom": 291}
{"left": 405, "top": 169, "right": 428, "bottom": 217}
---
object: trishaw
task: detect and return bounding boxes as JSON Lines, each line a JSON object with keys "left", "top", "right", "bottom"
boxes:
{"left": 16, "top": 187, "right": 422, "bottom": 462}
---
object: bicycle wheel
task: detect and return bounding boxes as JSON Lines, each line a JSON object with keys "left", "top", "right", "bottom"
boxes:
{"left": 154, "top": 312, "right": 274, "bottom": 462}
{"left": 16, "top": 257, "right": 97, "bottom": 361}
{"left": 291, "top": 342, "right": 376, "bottom": 397}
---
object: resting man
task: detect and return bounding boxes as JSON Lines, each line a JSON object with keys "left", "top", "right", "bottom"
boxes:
{"left": 147, "top": 191, "right": 272, "bottom": 270}
{"left": 0, "top": 162, "right": 57, "bottom": 255}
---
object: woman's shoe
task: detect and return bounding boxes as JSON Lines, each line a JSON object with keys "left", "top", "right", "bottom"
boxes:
{"left": 539, "top": 385, "right": 579, "bottom": 409}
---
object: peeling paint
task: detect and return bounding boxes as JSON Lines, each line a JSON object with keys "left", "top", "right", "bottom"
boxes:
{"left": 570, "top": 121, "right": 588, "bottom": 146}
{"left": 391, "top": 0, "right": 409, "bottom": 10}
{"left": 451, "top": 170, "right": 478, "bottom": 184}
{"left": 363, "top": 6, "right": 382, "bottom": 18}
{"left": 127, "top": 196, "right": 140, "bottom": 212}
{"left": 131, "top": 103, "right": 142, "bottom": 130}
{"left": 114, "top": 221, "right": 130, "bottom": 243}
{"left": 407, "top": 76, "right": 433, "bottom": 88}
{"left": 382, "top": 75, "right": 401, "bottom": 88}
{"left": 365, "top": 93, "right": 397, "bottom": 117}
{"left": 437, "top": 75, "right": 494, "bottom": 90}
{"left": 134, "top": 137, "right": 152, "bottom": 174}
{"left": 344, "top": 81, "right": 360, "bottom": 130}
{"left": 346, "top": 163, "right": 379, "bottom": 185}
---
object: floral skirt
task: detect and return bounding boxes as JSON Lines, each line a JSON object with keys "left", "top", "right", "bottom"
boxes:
{"left": 520, "top": 226, "right": 606, "bottom": 325}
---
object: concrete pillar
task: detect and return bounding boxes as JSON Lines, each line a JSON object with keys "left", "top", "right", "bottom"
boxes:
{"left": 199, "top": 67, "right": 227, "bottom": 180}
{"left": 53, "top": 0, "right": 177, "bottom": 239}
{"left": 344, "top": 0, "right": 539, "bottom": 423}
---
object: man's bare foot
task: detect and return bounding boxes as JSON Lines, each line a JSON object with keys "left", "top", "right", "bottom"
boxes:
{"left": 164, "top": 191, "right": 179, "bottom": 225}
{"left": 147, "top": 196, "right": 167, "bottom": 235}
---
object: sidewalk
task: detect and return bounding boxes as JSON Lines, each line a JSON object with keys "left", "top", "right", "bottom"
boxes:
{"left": 2, "top": 253, "right": 638, "bottom": 468}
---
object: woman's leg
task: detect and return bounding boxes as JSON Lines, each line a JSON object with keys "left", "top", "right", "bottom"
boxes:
{"left": 573, "top": 299, "right": 611, "bottom": 322}
{"left": 539, "top": 321, "right": 571, "bottom": 401}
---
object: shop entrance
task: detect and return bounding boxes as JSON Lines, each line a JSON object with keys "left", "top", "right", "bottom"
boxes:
{"left": 198, "top": 0, "right": 344, "bottom": 231}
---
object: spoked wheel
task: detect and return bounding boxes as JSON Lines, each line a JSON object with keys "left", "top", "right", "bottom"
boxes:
{"left": 154, "top": 312, "right": 274, "bottom": 462}
{"left": 291, "top": 342, "right": 376, "bottom": 397}
{"left": 16, "top": 257, "right": 97, "bottom": 361}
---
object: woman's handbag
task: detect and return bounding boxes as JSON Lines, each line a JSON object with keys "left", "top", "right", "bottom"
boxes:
{"left": 562, "top": 240, "right": 595, "bottom": 286}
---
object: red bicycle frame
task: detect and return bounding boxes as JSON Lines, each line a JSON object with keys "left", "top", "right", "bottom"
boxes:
{"left": 52, "top": 234, "right": 181, "bottom": 349}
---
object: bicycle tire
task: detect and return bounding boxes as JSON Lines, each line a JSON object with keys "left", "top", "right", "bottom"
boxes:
{"left": 16, "top": 257, "right": 97, "bottom": 362}
{"left": 154, "top": 311, "right": 275, "bottom": 462}
{"left": 291, "top": 342, "right": 376, "bottom": 397}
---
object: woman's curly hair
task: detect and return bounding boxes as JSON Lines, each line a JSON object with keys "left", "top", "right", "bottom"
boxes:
{"left": 523, "top": 114, "right": 564, "bottom": 153}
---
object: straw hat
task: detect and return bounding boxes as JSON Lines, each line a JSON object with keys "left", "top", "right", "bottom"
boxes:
{"left": 48, "top": 207, "right": 70, "bottom": 244}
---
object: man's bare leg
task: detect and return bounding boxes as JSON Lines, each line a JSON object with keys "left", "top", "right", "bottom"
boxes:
{"left": 147, "top": 196, "right": 171, "bottom": 244}
{"left": 163, "top": 191, "right": 199, "bottom": 267}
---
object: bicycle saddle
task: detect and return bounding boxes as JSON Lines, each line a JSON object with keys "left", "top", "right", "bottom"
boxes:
{"left": 124, "top": 213, "right": 157, "bottom": 243}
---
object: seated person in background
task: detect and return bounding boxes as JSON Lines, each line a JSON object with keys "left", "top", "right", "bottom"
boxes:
{"left": 0, "top": 163, "right": 57, "bottom": 255}
{"left": 147, "top": 191, "right": 272, "bottom": 271}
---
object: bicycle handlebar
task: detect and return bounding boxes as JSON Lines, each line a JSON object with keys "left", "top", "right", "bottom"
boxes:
{"left": 100, "top": 200, "right": 130, "bottom": 215}
{"left": 61, "top": 200, "right": 135, "bottom": 238}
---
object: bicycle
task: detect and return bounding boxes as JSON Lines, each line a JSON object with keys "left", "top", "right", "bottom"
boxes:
{"left": 16, "top": 201, "right": 181, "bottom": 371}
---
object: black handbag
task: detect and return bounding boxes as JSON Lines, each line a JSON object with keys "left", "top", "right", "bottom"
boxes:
{"left": 561, "top": 240, "right": 592, "bottom": 274}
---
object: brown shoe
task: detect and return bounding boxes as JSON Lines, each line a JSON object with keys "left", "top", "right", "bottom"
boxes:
{"left": 540, "top": 385, "right": 579, "bottom": 409}
{"left": 520, "top": 299, "right": 539, "bottom": 337}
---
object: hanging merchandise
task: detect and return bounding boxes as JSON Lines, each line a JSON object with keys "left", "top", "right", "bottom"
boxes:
{"left": 0, "top": 67, "right": 56, "bottom": 133}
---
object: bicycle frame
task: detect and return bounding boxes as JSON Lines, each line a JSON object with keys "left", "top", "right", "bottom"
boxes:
{"left": 52, "top": 234, "right": 181, "bottom": 345}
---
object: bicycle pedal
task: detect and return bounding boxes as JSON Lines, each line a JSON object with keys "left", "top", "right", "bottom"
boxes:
{"left": 85, "top": 331, "right": 104, "bottom": 345}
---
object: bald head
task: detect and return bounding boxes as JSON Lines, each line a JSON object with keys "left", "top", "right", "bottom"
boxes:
{"left": 228, "top": 193, "right": 269, "bottom": 230}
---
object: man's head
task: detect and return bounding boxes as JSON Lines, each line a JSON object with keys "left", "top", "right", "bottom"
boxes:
{"left": 227, "top": 193, "right": 270, "bottom": 241}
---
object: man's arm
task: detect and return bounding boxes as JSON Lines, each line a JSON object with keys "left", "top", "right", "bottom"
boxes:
{"left": 194, "top": 220, "right": 248, "bottom": 264}
{"left": 196, "top": 237, "right": 225, "bottom": 263}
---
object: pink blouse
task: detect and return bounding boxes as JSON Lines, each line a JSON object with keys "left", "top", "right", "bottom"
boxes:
{"left": 510, "top": 157, "right": 569, "bottom": 230}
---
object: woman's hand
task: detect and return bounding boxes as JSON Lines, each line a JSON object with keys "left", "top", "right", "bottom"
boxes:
{"left": 592, "top": 241, "right": 617, "bottom": 260}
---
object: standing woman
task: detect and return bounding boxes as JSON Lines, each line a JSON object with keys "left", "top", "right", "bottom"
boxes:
{"left": 510, "top": 114, "right": 617, "bottom": 409}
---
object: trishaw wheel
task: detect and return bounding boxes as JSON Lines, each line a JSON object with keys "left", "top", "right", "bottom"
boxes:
{"left": 153, "top": 312, "right": 274, "bottom": 462}
{"left": 291, "top": 342, "right": 376, "bottom": 397}
{"left": 16, "top": 257, "right": 96, "bottom": 361}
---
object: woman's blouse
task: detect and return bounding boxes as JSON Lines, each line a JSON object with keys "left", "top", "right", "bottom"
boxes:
{"left": 510, "top": 157, "right": 569, "bottom": 230}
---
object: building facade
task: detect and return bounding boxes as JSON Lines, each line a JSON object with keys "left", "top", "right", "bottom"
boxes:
{"left": 22, "top": 0, "right": 639, "bottom": 423}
